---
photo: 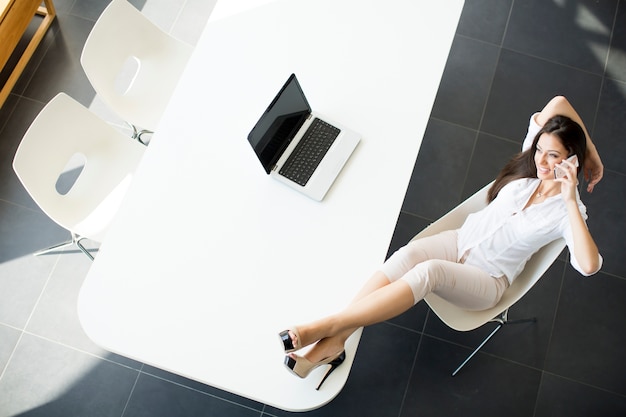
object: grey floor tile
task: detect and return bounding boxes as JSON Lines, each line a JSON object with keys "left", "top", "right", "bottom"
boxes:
{"left": 0, "top": 200, "right": 69, "bottom": 264}
{"left": 387, "top": 211, "right": 431, "bottom": 257}
{"left": 401, "top": 336, "right": 542, "bottom": 417}
{"left": 0, "top": 98, "right": 45, "bottom": 185}
{"left": 25, "top": 245, "right": 96, "bottom": 347}
{"left": 401, "top": 119, "right": 477, "bottom": 220}
{"left": 456, "top": 0, "right": 513, "bottom": 45}
{"left": 387, "top": 303, "right": 430, "bottom": 336}
{"left": 141, "top": 365, "right": 265, "bottom": 412}
{"left": 0, "top": 94, "right": 18, "bottom": 133}
{"left": 0, "top": 248, "right": 56, "bottom": 329}
{"left": 535, "top": 373, "right": 626, "bottom": 417}
{"left": 0, "top": 333, "right": 138, "bottom": 417}
{"left": 48, "top": 0, "right": 77, "bottom": 15}
{"left": 0, "top": 324, "right": 20, "bottom": 374}
{"left": 24, "top": 244, "right": 139, "bottom": 368}
{"left": 123, "top": 372, "right": 261, "bottom": 417}
{"left": 592, "top": 79, "right": 626, "bottom": 175}
{"left": 463, "top": 131, "right": 519, "bottom": 193}
{"left": 140, "top": 0, "right": 187, "bottom": 34}
{"left": 69, "top": 0, "right": 122, "bottom": 21}
{"left": 169, "top": 0, "right": 217, "bottom": 45}
{"left": 21, "top": 14, "right": 95, "bottom": 107}
{"left": 606, "top": 1, "right": 626, "bottom": 83}
{"left": 504, "top": 0, "right": 617, "bottom": 75}
{"left": 545, "top": 269, "right": 626, "bottom": 395}
{"left": 581, "top": 171, "right": 626, "bottom": 278}
{"left": 481, "top": 49, "right": 602, "bottom": 142}
{"left": 431, "top": 35, "right": 500, "bottom": 130}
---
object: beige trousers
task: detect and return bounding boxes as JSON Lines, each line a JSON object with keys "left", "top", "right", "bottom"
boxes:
{"left": 381, "top": 230, "right": 509, "bottom": 311}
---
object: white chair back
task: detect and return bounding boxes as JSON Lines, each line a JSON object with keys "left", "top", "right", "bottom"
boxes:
{"left": 80, "top": 0, "right": 193, "bottom": 131}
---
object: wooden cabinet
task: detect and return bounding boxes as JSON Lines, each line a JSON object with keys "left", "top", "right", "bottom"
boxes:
{"left": 0, "top": 0, "right": 56, "bottom": 107}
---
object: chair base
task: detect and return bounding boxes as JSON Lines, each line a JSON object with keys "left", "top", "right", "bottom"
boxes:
{"left": 126, "top": 122, "right": 152, "bottom": 146}
{"left": 35, "top": 232, "right": 95, "bottom": 261}
{"left": 452, "top": 309, "right": 536, "bottom": 376}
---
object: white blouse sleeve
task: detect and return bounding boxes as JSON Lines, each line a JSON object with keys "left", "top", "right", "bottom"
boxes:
{"left": 522, "top": 112, "right": 543, "bottom": 152}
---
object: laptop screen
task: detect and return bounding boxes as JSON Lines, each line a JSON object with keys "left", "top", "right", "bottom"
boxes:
{"left": 248, "top": 74, "right": 311, "bottom": 174}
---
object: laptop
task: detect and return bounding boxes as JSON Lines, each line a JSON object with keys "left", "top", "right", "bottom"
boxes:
{"left": 247, "top": 74, "right": 360, "bottom": 201}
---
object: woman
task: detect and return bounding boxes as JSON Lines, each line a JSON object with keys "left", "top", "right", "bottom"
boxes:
{"left": 278, "top": 96, "right": 604, "bottom": 389}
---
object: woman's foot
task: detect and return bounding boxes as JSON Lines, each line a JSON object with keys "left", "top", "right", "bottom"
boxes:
{"left": 279, "top": 321, "right": 331, "bottom": 353}
{"left": 279, "top": 327, "right": 303, "bottom": 353}
{"left": 284, "top": 350, "right": 346, "bottom": 390}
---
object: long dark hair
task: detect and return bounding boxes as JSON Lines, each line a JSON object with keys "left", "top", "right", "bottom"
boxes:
{"left": 487, "top": 115, "right": 587, "bottom": 202}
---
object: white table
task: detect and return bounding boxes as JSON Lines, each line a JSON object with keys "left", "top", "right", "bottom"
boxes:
{"left": 77, "top": 0, "right": 463, "bottom": 411}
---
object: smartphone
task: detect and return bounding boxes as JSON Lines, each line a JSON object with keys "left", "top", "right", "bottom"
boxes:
{"left": 554, "top": 155, "right": 579, "bottom": 179}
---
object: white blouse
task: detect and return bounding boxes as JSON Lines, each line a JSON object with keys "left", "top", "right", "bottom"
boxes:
{"left": 457, "top": 113, "right": 603, "bottom": 283}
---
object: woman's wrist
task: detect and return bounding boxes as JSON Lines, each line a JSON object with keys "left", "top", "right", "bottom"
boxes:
{"left": 564, "top": 198, "right": 581, "bottom": 215}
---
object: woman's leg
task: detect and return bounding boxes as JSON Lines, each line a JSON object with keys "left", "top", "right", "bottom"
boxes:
{"left": 292, "top": 274, "right": 414, "bottom": 362}
{"left": 292, "top": 231, "right": 460, "bottom": 362}
{"left": 286, "top": 271, "right": 395, "bottom": 360}
{"left": 299, "top": 261, "right": 507, "bottom": 363}
{"left": 402, "top": 259, "right": 508, "bottom": 310}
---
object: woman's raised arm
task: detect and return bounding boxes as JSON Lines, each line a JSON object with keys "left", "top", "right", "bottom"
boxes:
{"left": 536, "top": 96, "right": 603, "bottom": 192}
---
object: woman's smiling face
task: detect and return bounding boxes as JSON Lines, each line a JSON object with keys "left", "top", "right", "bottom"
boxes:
{"left": 534, "top": 132, "right": 569, "bottom": 180}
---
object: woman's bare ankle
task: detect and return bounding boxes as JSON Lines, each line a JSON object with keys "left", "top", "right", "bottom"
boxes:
{"left": 296, "top": 317, "right": 337, "bottom": 348}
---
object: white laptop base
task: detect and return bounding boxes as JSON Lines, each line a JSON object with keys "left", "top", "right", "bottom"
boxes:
{"left": 270, "top": 112, "right": 360, "bottom": 201}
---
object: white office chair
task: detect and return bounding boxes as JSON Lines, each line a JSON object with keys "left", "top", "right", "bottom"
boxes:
{"left": 80, "top": 0, "right": 193, "bottom": 144}
{"left": 412, "top": 182, "right": 565, "bottom": 375}
{"left": 12, "top": 93, "right": 146, "bottom": 260}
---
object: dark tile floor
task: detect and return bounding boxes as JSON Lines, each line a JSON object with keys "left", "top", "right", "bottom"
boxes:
{"left": 0, "top": 0, "right": 625, "bottom": 416}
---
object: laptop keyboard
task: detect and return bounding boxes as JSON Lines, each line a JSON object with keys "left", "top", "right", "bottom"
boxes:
{"left": 279, "top": 118, "right": 340, "bottom": 186}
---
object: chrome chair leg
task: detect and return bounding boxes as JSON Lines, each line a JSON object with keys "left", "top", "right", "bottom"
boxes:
{"left": 75, "top": 235, "right": 95, "bottom": 261}
{"left": 34, "top": 232, "right": 94, "bottom": 261}
{"left": 34, "top": 239, "right": 74, "bottom": 256}
{"left": 135, "top": 129, "right": 153, "bottom": 145}
{"left": 451, "top": 309, "right": 536, "bottom": 376}
{"left": 125, "top": 121, "right": 152, "bottom": 145}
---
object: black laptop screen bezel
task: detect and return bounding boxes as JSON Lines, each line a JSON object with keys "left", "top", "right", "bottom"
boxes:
{"left": 247, "top": 74, "right": 312, "bottom": 174}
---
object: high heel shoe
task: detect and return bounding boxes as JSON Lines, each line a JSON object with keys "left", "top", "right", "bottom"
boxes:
{"left": 279, "top": 328, "right": 303, "bottom": 353}
{"left": 284, "top": 351, "right": 346, "bottom": 390}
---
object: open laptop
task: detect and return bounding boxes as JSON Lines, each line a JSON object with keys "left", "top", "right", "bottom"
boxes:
{"left": 247, "top": 74, "right": 360, "bottom": 201}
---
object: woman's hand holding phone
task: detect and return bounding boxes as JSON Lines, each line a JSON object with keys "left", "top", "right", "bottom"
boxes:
{"left": 555, "top": 155, "right": 579, "bottom": 204}
{"left": 554, "top": 155, "right": 579, "bottom": 179}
